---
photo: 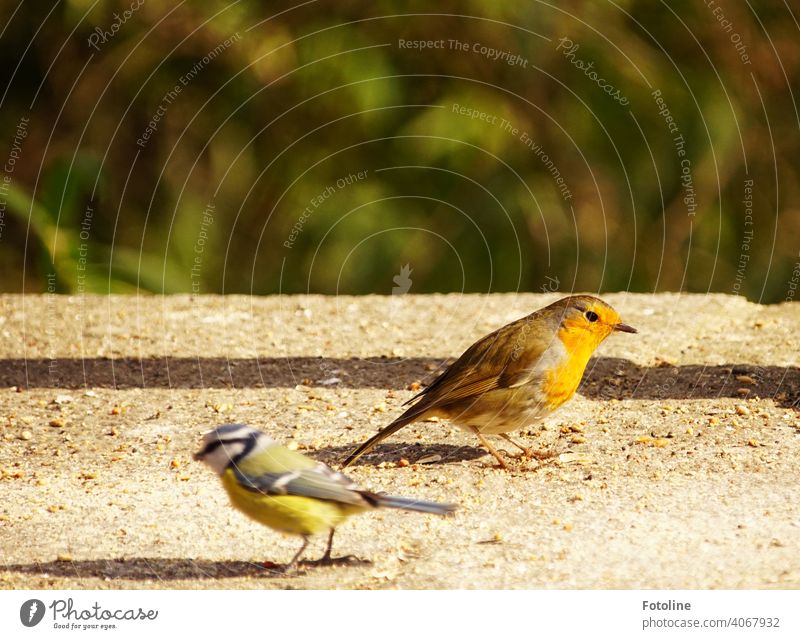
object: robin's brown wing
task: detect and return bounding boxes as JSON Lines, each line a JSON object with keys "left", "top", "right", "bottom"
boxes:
{"left": 407, "top": 314, "right": 559, "bottom": 413}
{"left": 342, "top": 309, "right": 560, "bottom": 467}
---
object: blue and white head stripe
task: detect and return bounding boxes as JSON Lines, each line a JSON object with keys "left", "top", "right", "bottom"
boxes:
{"left": 195, "top": 424, "right": 274, "bottom": 471}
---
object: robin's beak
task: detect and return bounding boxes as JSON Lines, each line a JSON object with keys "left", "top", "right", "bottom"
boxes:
{"left": 192, "top": 451, "right": 203, "bottom": 461}
{"left": 613, "top": 322, "right": 637, "bottom": 334}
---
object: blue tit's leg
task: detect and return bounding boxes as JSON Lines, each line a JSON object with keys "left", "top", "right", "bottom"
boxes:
{"left": 470, "top": 426, "right": 509, "bottom": 469}
{"left": 319, "top": 529, "right": 335, "bottom": 563}
{"left": 315, "top": 529, "right": 349, "bottom": 565}
{"left": 311, "top": 529, "right": 363, "bottom": 566}
{"left": 285, "top": 536, "right": 310, "bottom": 572}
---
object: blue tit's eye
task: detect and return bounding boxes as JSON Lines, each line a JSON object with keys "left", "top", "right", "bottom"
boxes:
{"left": 585, "top": 310, "right": 599, "bottom": 322}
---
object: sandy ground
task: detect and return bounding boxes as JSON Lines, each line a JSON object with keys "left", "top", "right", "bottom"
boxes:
{"left": 0, "top": 292, "right": 798, "bottom": 589}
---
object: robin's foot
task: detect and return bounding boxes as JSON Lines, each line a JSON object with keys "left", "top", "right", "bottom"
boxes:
{"left": 526, "top": 448, "right": 559, "bottom": 461}
{"left": 499, "top": 433, "right": 557, "bottom": 461}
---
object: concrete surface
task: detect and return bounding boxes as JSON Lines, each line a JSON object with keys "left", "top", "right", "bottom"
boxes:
{"left": 0, "top": 293, "right": 798, "bottom": 589}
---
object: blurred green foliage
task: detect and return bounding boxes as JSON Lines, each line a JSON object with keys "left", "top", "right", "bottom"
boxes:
{"left": 0, "top": 0, "right": 798, "bottom": 301}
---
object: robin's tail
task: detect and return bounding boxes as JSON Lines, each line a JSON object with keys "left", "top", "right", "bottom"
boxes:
{"left": 370, "top": 493, "right": 456, "bottom": 515}
{"left": 342, "top": 411, "right": 422, "bottom": 468}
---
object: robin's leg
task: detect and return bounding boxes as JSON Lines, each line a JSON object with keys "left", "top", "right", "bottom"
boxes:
{"left": 470, "top": 426, "right": 509, "bottom": 470}
{"left": 499, "top": 433, "right": 557, "bottom": 460}
{"left": 499, "top": 433, "right": 530, "bottom": 454}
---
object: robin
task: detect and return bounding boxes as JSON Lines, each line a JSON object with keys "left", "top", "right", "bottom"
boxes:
{"left": 343, "top": 295, "right": 637, "bottom": 469}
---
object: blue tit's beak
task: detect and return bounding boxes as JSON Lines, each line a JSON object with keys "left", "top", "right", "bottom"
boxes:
{"left": 194, "top": 428, "right": 217, "bottom": 460}
{"left": 613, "top": 322, "right": 637, "bottom": 333}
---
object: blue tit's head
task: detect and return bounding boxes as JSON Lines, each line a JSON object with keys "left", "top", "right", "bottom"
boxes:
{"left": 193, "top": 423, "right": 274, "bottom": 475}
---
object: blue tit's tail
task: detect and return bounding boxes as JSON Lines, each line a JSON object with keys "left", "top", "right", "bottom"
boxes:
{"left": 371, "top": 494, "right": 456, "bottom": 516}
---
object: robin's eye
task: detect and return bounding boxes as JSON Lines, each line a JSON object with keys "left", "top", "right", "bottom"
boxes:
{"left": 585, "top": 310, "right": 599, "bottom": 322}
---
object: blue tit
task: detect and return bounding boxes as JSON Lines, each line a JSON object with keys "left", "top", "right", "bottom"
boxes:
{"left": 194, "top": 424, "right": 456, "bottom": 569}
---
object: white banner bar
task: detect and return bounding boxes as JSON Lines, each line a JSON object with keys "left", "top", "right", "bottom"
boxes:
{"left": 2, "top": 590, "right": 797, "bottom": 638}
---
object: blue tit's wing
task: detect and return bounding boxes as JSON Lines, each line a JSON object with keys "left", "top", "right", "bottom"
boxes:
{"left": 232, "top": 462, "right": 373, "bottom": 507}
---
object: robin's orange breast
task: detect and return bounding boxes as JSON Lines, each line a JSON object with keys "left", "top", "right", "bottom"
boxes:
{"left": 541, "top": 328, "right": 601, "bottom": 409}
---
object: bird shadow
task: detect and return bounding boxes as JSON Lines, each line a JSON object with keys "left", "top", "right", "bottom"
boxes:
{"left": 2, "top": 356, "right": 797, "bottom": 410}
{"left": 580, "top": 358, "right": 800, "bottom": 410}
{"left": 314, "top": 443, "right": 489, "bottom": 468}
{"left": 0, "top": 356, "right": 439, "bottom": 390}
{"left": 0, "top": 556, "right": 369, "bottom": 581}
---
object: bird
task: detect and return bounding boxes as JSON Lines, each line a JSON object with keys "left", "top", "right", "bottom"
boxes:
{"left": 343, "top": 295, "right": 637, "bottom": 469}
{"left": 194, "top": 423, "right": 456, "bottom": 570}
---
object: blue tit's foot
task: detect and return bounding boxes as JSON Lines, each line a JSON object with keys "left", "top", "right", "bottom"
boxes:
{"left": 306, "top": 553, "right": 367, "bottom": 567}
{"left": 299, "top": 530, "right": 369, "bottom": 567}
{"left": 281, "top": 536, "right": 311, "bottom": 573}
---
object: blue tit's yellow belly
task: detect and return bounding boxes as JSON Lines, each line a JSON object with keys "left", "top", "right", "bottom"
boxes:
{"left": 221, "top": 470, "right": 360, "bottom": 536}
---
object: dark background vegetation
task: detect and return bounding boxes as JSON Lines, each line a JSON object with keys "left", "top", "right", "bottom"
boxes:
{"left": 0, "top": 1, "right": 798, "bottom": 301}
